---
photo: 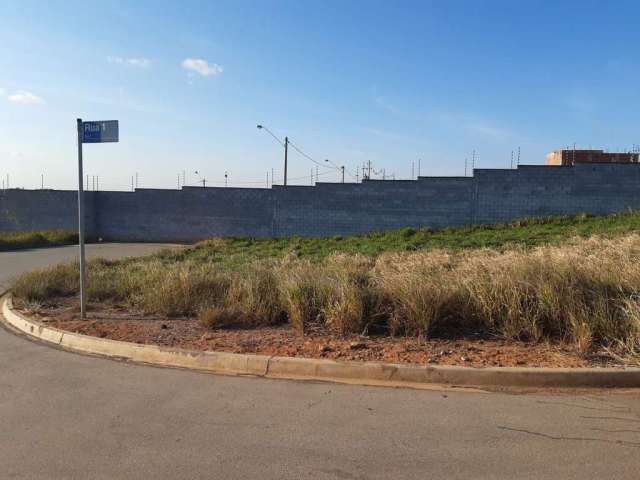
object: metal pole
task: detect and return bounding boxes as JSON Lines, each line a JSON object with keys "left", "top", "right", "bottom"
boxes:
{"left": 341, "top": 166, "right": 344, "bottom": 183}
{"left": 284, "top": 137, "right": 288, "bottom": 186}
{"left": 76, "top": 119, "right": 86, "bottom": 319}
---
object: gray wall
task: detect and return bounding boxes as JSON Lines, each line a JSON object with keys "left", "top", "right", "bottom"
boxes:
{"left": 2, "top": 163, "right": 640, "bottom": 241}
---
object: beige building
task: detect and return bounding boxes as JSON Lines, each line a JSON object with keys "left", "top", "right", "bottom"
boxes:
{"left": 545, "top": 149, "right": 640, "bottom": 166}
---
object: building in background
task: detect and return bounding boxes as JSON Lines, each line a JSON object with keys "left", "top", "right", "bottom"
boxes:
{"left": 545, "top": 149, "right": 640, "bottom": 166}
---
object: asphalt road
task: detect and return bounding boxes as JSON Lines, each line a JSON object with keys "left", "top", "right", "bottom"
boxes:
{"left": 1, "top": 245, "right": 640, "bottom": 479}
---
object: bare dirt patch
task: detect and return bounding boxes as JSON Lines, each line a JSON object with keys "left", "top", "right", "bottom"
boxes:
{"left": 14, "top": 298, "right": 609, "bottom": 368}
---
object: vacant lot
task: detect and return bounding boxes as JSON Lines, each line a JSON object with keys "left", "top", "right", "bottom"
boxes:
{"left": 11, "top": 212, "right": 640, "bottom": 366}
{"left": 0, "top": 230, "right": 78, "bottom": 251}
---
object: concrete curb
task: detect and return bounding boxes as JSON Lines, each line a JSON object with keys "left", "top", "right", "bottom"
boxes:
{"left": 3, "top": 293, "right": 640, "bottom": 389}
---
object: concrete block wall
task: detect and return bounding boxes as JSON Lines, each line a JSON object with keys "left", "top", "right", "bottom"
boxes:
{"left": 1, "top": 163, "right": 640, "bottom": 241}
{"left": 0, "top": 189, "right": 96, "bottom": 234}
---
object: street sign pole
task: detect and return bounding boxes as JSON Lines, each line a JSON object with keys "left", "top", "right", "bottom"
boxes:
{"left": 76, "top": 118, "right": 118, "bottom": 319}
{"left": 76, "top": 118, "right": 86, "bottom": 318}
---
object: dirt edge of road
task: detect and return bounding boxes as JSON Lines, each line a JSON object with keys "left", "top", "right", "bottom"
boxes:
{"left": 3, "top": 293, "right": 640, "bottom": 391}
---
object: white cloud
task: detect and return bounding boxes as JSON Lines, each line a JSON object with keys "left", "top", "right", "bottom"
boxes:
{"left": 7, "top": 90, "right": 44, "bottom": 105}
{"left": 468, "top": 123, "right": 510, "bottom": 141}
{"left": 181, "top": 58, "right": 223, "bottom": 77}
{"left": 107, "top": 56, "right": 151, "bottom": 68}
{"left": 374, "top": 95, "right": 399, "bottom": 115}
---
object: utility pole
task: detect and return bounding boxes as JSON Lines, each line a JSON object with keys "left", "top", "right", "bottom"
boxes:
{"left": 284, "top": 136, "right": 288, "bottom": 186}
{"left": 341, "top": 166, "right": 345, "bottom": 183}
{"left": 271, "top": 168, "right": 274, "bottom": 186}
{"left": 266, "top": 171, "right": 269, "bottom": 188}
{"left": 224, "top": 171, "right": 228, "bottom": 187}
{"left": 368, "top": 160, "right": 372, "bottom": 179}
{"left": 131, "top": 176, "right": 134, "bottom": 191}
{"left": 418, "top": 158, "right": 421, "bottom": 177}
{"left": 472, "top": 150, "right": 476, "bottom": 171}
{"left": 517, "top": 147, "right": 521, "bottom": 167}
{"left": 311, "top": 169, "right": 314, "bottom": 185}
{"left": 356, "top": 169, "right": 359, "bottom": 183}
{"left": 315, "top": 166, "right": 319, "bottom": 183}
{"left": 511, "top": 150, "right": 514, "bottom": 169}
{"left": 41, "top": 173, "right": 44, "bottom": 189}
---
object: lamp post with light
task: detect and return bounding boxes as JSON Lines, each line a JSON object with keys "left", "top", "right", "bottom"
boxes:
{"left": 325, "top": 158, "right": 345, "bottom": 183}
{"left": 257, "top": 124, "right": 288, "bottom": 186}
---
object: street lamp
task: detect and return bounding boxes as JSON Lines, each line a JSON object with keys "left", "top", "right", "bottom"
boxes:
{"left": 257, "top": 124, "right": 288, "bottom": 186}
{"left": 194, "top": 170, "right": 206, "bottom": 188}
{"left": 325, "top": 158, "right": 345, "bottom": 183}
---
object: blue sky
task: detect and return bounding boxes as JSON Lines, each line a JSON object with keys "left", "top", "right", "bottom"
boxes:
{"left": 1, "top": 0, "right": 639, "bottom": 190}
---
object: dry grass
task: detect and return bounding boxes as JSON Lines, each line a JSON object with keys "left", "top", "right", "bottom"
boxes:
{"left": 11, "top": 234, "right": 640, "bottom": 359}
{"left": 0, "top": 230, "right": 78, "bottom": 251}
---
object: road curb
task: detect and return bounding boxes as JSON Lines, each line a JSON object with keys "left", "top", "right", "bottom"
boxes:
{"left": 3, "top": 293, "right": 640, "bottom": 389}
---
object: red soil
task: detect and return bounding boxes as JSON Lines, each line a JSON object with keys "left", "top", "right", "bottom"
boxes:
{"left": 16, "top": 299, "right": 602, "bottom": 368}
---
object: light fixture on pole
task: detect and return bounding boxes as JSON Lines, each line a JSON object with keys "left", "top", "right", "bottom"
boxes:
{"left": 257, "top": 124, "right": 288, "bottom": 186}
{"left": 194, "top": 170, "right": 206, "bottom": 188}
{"left": 324, "top": 158, "right": 345, "bottom": 183}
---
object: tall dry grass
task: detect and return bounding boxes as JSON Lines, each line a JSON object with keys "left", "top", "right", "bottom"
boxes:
{"left": 11, "top": 234, "right": 640, "bottom": 356}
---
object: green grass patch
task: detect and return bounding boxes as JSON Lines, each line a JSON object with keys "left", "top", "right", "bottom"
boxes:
{"left": 160, "top": 210, "right": 640, "bottom": 267}
{"left": 0, "top": 230, "right": 78, "bottom": 252}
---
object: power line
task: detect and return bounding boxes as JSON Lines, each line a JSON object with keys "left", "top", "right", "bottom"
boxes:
{"left": 286, "top": 139, "right": 329, "bottom": 168}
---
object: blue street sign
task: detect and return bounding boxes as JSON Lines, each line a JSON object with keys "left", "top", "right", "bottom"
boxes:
{"left": 82, "top": 120, "right": 119, "bottom": 143}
